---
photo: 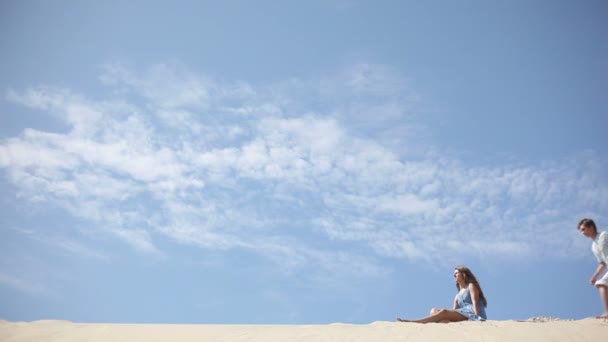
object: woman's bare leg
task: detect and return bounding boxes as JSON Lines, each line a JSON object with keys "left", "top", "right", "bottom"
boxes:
{"left": 409, "top": 309, "right": 468, "bottom": 324}
{"left": 597, "top": 285, "right": 608, "bottom": 319}
{"left": 396, "top": 308, "right": 442, "bottom": 322}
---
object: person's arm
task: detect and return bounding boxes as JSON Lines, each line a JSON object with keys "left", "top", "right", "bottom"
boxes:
{"left": 468, "top": 284, "right": 482, "bottom": 317}
{"left": 591, "top": 262, "right": 607, "bottom": 285}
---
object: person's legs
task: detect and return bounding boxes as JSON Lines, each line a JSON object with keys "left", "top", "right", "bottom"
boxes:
{"left": 397, "top": 308, "right": 442, "bottom": 322}
{"left": 597, "top": 285, "right": 608, "bottom": 318}
{"left": 406, "top": 309, "right": 468, "bottom": 324}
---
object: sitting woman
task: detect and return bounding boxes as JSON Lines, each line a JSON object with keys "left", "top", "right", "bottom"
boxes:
{"left": 397, "top": 266, "right": 488, "bottom": 323}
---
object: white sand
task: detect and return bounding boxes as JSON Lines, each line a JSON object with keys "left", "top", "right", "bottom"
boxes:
{"left": 0, "top": 319, "right": 606, "bottom": 341}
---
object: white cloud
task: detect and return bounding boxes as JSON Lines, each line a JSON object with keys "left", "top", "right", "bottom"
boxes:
{"left": 110, "top": 228, "right": 161, "bottom": 255}
{"left": 8, "top": 87, "right": 104, "bottom": 137}
{"left": 100, "top": 62, "right": 212, "bottom": 109}
{"left": 376, "top": 194, "right": 440, "bottom": 216}
{"left": 1, "top": 62, "right": 607, "bottom": 276}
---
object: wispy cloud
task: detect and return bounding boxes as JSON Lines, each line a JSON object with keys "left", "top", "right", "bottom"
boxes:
{"left": 7, "top": 226, "right": 111, "bottom": 261}
{"left": 0, "top": 272, "right": 55, "bottom": 298}
{"left": 1, "top": 62, "right": 606, "bottom": 276}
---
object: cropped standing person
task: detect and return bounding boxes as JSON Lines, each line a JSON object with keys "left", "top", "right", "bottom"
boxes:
{"left": 578, "top": 218, "right": 608, "bottom": 319}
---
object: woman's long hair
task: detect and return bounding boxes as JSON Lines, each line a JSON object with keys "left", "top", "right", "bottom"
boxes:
{"left": 455, "top": 266, "right": 488, "bottom": 308}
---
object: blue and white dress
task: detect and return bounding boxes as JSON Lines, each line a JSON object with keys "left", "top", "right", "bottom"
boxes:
{"left": 455, "top": 285, "right": 487, "bottom": 321}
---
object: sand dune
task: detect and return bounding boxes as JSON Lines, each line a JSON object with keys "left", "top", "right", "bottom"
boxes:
{"left": 0, "top": 318, "right": 606, "bottom": 341}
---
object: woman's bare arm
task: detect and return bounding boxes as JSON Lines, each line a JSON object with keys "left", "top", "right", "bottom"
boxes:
{"left": 469, "top": 284, "right": 482, "bottom": 316}
{"left": 453, "top": 294, "right": 459, "bottom": 310}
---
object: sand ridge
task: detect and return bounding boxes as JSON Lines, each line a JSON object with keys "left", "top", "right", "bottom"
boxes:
{"left": 0, "top": 319, "right": 606, "bottom": 342}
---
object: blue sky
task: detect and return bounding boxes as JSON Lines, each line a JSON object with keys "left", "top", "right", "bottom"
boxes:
{"left": 1, "top": 0, "right": 607, "bottom": 324}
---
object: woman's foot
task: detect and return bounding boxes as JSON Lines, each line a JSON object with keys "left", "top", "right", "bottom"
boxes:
{"left": 595, "top": 313, "right": 608, "bottom": 319}
{"left": 396, "top": 317, "right": 410, "bottom": 322}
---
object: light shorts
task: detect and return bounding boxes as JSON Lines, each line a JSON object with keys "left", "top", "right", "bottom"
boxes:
{"left": 596, "top": 272, "right": 608, "bottom": 288}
